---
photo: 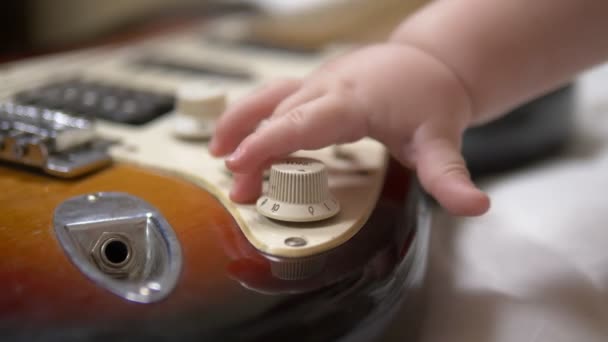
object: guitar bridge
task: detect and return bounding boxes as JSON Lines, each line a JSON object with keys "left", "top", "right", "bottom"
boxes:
{"left": 0, "top": 102, "right": 111, "bottom": 177}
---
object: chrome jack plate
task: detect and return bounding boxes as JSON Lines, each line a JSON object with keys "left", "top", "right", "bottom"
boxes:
{"left": 53, "top": 192, "right": 183, "bottom": 304}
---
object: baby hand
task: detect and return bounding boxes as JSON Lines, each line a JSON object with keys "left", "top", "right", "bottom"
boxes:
{"left": 210, "top": 43, "right": 490, "bottom": 216}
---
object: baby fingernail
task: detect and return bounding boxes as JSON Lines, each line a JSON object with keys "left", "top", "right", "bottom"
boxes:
{"left": 227, "top": 146, "right": 243, "bottom": 163}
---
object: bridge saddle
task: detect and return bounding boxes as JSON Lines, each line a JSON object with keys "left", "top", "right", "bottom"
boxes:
{"left": 0, "top": 102, "right": 111, "bottom": 177}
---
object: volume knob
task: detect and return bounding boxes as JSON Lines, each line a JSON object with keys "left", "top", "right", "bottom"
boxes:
{"left": 173, "top": 82, "right": 226, "bottom": 140}
{"left": 256, "top": 157, "right": 340, "bottom": 222}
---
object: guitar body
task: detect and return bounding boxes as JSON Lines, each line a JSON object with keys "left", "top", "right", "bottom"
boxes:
{"left": 0, "top": 16, "right": 430, "bottom": 341}
{"left": 0, "top": 161, "right": 429, "bottom": 341}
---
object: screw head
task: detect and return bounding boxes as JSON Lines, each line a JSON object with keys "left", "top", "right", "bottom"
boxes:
{"left": 284, "top": 237, "right": 307, "bottom": 247}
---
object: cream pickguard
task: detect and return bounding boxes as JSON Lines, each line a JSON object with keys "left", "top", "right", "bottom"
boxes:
{"left": 0, "top": 19, "right": 389, "bottom": 258}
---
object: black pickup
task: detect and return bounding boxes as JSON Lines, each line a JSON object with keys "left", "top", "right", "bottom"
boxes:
{"left": 14, "top": 79, "right": 175, "bottom": 125}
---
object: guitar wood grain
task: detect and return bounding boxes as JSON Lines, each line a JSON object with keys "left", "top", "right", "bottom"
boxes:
{"left": 0, "top": 163, "right": 267, "bottom": 327}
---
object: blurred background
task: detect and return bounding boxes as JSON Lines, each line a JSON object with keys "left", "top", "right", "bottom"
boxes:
{"left": 0, "top": 0, "right": 427, "bottom": 56}
{"left": 0, "top": 0, "right": 242, "bottom": 56}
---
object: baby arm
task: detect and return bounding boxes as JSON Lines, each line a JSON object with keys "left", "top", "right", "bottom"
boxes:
{"left": 210, "top": 0, "right": 608, "bottom": 216}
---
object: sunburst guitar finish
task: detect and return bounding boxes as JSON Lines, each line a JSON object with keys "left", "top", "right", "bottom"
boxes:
{"left": 0, "top": 17, "right": 430, "bottom": 341}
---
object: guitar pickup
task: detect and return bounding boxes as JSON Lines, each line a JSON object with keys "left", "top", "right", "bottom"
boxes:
{"left": 0, "top": 102, "right": 111, "bottom": 177}
{"left": 14, "top": 79, "right": 175, "bottom": 125}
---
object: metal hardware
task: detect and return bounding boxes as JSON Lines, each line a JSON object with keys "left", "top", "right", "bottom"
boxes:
{"left": 284, "top": 237, "right": 307, "bottom": 247}
{"left": 92, "top": 233, "right": 135, "bottom": 278}
{"left": 53, "top": 192, "right": 183, "bottom": 303}
{"left": 0, "top": 102, "right": 111, "bottom": 177}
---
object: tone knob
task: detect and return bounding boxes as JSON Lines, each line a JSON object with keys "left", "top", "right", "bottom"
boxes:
{"left": 173, "top": 82, "right": 226, "bottom": 140}
{"left": 256, "top": 157, "right": 340, "bottom": 222}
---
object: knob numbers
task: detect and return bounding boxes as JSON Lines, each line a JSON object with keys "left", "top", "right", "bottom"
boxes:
{"left": 256, "top": 157, "right": 340, "bottom": 223}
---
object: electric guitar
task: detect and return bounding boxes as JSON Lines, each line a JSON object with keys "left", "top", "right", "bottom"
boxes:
{"left": 0, "top": 18, "right": 430, "bottom": 341}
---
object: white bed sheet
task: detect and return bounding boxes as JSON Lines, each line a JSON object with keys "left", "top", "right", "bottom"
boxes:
{"left": 387, "top": 63, "right": 608, "bottom": 342}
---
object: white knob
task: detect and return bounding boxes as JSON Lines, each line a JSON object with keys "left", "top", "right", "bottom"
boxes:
{"left": 256, "top": 157, "right": 340, "bottom": 222}
{"left": 173, "top": 82, "right": 226, "bottom": 139}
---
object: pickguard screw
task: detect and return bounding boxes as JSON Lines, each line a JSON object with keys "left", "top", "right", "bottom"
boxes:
{"left": 284, "top": 237, "right": 307, "bottom": 247}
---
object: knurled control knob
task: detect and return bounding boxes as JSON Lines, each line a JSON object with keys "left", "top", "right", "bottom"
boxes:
{"left": 173, "top": 83, "right": 226, "bottom": 139}
{"left": 256, "top": 157, "right": 340, "bottom": 222}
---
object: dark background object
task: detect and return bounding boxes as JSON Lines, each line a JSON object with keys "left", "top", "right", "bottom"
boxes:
{"left": 0, "top": 0, "right": 253, "bottom": 59}
{"left": 463, "top": 85, "right": 575, "bottom": 176}
{"left": 0, "top": 2, "right": 28, "bottom": 54}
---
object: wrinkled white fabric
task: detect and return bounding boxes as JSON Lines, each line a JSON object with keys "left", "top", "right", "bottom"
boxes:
{"left": 388, "top": 64, "right": 608, "bottom": 342}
